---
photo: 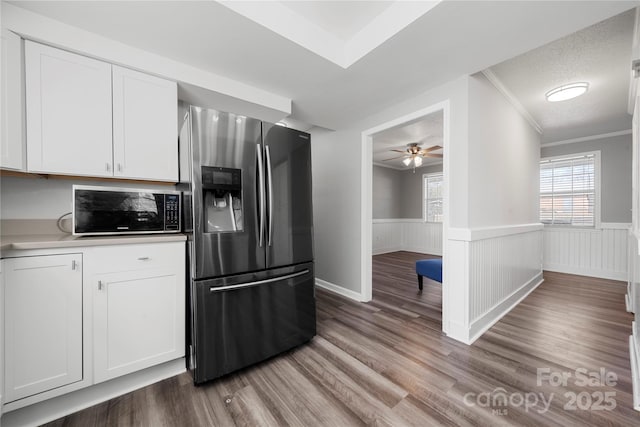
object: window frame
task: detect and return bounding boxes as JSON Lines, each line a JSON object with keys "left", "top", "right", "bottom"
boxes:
{"left": 539, "top": 150, "right": 601, "bottom": 229}
{"left": 422, "top": 172, "right": 444, "bottom": 223}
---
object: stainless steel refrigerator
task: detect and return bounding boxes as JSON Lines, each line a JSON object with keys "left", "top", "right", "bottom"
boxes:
{"left": 179, "top": 106, "right": 316, "bottom": 384}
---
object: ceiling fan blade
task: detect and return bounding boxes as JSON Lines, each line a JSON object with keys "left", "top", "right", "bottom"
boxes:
{"left": 422, "top": 145, "right": 443, "bottom": 153}
{"left": 422, "top": 153, "right": 443, "bottom": 158}
{"left": 382, "top": 155, "right": 406, "bottom": 161}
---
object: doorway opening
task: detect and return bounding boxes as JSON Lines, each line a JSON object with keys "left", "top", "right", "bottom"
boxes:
{"left": 360, "top": 101, "right": 450, "bottom": 333}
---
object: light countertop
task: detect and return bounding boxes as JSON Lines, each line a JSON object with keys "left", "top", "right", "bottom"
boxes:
{"left": 1, "top": 233, "right": 187, "bottom": 252}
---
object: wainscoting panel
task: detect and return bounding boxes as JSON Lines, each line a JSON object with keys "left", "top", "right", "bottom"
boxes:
{"left": 543, "top": 225, "right": 630, "bottom": 281}
{"left": 372, "top": 219, "right": 442, "bottom": 256}
{"left": 468, "top": 228, "right": 543, "bottom": 340}
{"left": 446, "top": 223, "right": 544, "bottom": 344}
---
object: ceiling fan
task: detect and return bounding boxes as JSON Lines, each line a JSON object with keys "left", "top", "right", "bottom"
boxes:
{"left": 383, "top": 142, "right": 443, "bottom": 167}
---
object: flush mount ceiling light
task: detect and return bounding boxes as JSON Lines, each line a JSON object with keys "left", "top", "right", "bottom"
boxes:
{"left": 545, "top": 82, "right": 589, "bottom": 102}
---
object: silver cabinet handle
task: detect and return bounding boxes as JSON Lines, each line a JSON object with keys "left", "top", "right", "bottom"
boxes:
{"left": 71, "top": 260, "right": 78, "bottom": 270}
{"left": 265, "top": 145, "right": 273, "bottom": 247}
{"left": 105, "top": 163, "right": 111, "bottom": 172}
{"left": 256, "top": 144, "right": 266, "bottom": 247}
{"left": 117, "top": 163, "right": 123, "bottom": 172}
{"left": 98, "top": 280, "right": 105, "bottom": 290}
{"left": 209, "top": 269, "right": 309, "bottom": 292}
{"left": 137, "top": 257, "right": 150, "bottom": 261}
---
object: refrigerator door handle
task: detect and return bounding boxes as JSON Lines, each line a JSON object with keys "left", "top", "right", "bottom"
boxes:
{"left": 256, "top": 143, "right": 266, "bottom": 247}
{"left": 265, "top": 145, "right": 274, "bottom": 246}
{"left": 209, "top": 269, "right": 310, "bottom": 292}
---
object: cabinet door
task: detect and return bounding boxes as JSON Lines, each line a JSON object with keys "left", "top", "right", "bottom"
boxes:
{"left": 25, "top": 41, "right": 113, "bottom": 176}
{"left": 93, "top": 267, "right": 184, "bottom": 383}
{"left": 4, "top": 254, "right": 83, "bottom": 402}
{"left": 1, "top": 30, "right": 25, "bottom": 171}
{"left": 112, "top": 65, "right": 178, "bottom": 181}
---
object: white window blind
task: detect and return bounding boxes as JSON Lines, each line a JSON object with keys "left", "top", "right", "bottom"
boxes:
{"left": 424, "top": 173, "right": 443, "bottom": 223}
{"left": 540, "top": 154, "right": 595, "bottom": 227}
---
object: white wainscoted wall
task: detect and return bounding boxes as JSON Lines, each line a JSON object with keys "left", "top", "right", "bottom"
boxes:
{"left": 372, "top": 219, "right": 442, "bottom": 256}
{"left": 445, "top": 224, "right": 544, "bottom": 344}
{"left": 543, "top": 223, "right": 630, "bottom": 281}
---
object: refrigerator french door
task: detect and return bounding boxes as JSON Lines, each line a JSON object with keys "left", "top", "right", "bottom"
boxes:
{"left": 182, "top": 106, "right": 316, "bottom": 384}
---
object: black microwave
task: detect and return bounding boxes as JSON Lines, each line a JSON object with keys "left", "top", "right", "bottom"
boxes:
{"left": 73, "top": 185, "right": 181, "bottom": 236}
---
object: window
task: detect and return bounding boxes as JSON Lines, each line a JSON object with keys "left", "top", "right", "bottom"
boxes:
{"left": 540, "top": 152, "right": 599, "bottom": 227}
{"left": 423, "top": 173, "right": 443, "bottom": 222}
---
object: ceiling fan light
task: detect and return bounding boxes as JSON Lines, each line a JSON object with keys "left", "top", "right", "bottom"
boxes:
{"left": 545, "top": 82, "right": 589, "bottom": 102}
{"left": 402, "top": 158, "right": 412, "bottom": 166}
{"left": 414, "top": 156, "right": 423, "bottom": 167}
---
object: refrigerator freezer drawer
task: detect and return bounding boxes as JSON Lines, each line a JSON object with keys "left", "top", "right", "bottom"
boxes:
{"left": 192, "top": 263, "right": 316, "bottom": 384}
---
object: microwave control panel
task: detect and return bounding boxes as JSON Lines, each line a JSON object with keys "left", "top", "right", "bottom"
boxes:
{"left": 164, "top": 194, "right": 180, "bottom": 230}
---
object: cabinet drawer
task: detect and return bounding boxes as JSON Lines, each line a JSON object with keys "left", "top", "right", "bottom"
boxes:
{"left": 87, "top": 242, "right": 184, "bottom": 274}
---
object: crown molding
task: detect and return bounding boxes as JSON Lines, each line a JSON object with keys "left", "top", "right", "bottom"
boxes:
{"left": 541, "top": 129, "right": 632, "bottom": 148}
{"left": 481, "top": 69, "right": 543, "bottom": 135}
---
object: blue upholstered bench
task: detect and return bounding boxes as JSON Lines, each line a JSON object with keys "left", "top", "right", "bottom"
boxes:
{"left": 415, "top": 259, "right": 442, "bottom": 290}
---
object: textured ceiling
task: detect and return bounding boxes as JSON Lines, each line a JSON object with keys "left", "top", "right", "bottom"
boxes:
{"left": 372, "top": 110, "right": 443, "bottom": 170}
{"left": 489, "top": 9, "right": 635, "bottom": 143}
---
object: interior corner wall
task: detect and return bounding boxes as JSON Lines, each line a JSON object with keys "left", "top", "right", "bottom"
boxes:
{"left": 400, "top": 164, "right": 443, "bottom": 218}
{"left": 372, "top": 166, "right": 403, "bottom": 219}
{"left": 467, "top": 74, "right": 540, "bottom": 228}
{"left": 309, "top": 76, "right": 470, "bottom": 296}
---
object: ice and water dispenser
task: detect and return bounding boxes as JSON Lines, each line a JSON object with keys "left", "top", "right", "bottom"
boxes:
{"left": 201, "top": 166, "right": 243, "bottom": 232}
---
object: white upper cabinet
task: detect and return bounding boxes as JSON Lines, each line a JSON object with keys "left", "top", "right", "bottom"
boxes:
{"left": 25, "top": 41, "right": 113, "bottom": 177}
{"left": 1, "top": 30, "right": 25, "bottom": 171}
{"left": 112, "top": 65, "right": 178, "bottom": 181}
{"left": 24, "top": 41, "right": 179, "bottom": 181}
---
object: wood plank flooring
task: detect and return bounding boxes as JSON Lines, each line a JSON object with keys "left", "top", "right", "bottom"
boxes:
{"left": 44, "top": 251, "right": 639, "bottom": 426}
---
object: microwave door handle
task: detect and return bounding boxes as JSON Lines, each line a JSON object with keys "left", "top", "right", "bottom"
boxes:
{"left": 256, "top": 144, "right": 265, "bottom": 247}
{"left": 265, "top": 145, "right": 273, "bottom": 247}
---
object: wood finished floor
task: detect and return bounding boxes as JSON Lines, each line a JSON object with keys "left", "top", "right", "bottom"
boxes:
{"left": 45, "top": 251, "right": 639, "bottom": 426}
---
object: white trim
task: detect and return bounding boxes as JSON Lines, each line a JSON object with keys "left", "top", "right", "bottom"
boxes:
{"left": 315, "top": 278, "right": 366, "bottom": 302}
{"left": 1, "top": 358, "right": 185, "bottom": 427}
{"left": 361, "top": 100, "right": 450, "bottom": 309}
{"left": 481, "top": 69, "right": 543, "bottom": 134}
{"left": 628, "top": 7, "right": 639, "bottom": 115}
{"left": 542, "top": 264, "right": 627, "bottom": 281}
{"left": 600, "top": 222, "right": 632, "bottom": 230}
{"left": 541, "top": 129, "right": 631, "bottom": 148}
{"left": 372, "top": 218, "right": 423, "bottom": 224}
{"left": 449, "top": 223, "right": 543, "bottom": 242}
{"left": 467, "top": 273, "right": 544, "bottom": 344}
{"left": 630, "top": 327, "right": 640, "bottom": 411}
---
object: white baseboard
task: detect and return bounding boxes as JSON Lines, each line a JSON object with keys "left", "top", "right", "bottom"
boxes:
{"left": 2, "top": 358, "right": 186, "bottom": 427}
{"left": 315, "top": 278, "right": 365, "bottom": 302}
{"left": 543, "top": 264, "right": 626, "bottom": 281}
{"left": 403, "top": 246, "right": 442, "bottom": 256}
{"left": 372, "top": 246, "right": 403, "bottom": 256}
{"left": 627, "top": 293, "right": 633, "bottom": 313}
{"left": 467, "top": 272, "right": 544, "bottom": 344}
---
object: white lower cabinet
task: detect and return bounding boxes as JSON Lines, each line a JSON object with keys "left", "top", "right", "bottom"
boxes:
{"left": 4, "top": 254, "right": 83, "bottom": 403}
{"left": 1, "top": 241, "right": 185, "bottom": 414}
{"left": 89, "top": 243, "right": 185, "bottom": 383}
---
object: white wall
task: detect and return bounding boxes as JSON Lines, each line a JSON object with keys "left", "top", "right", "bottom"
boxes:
{"left": 447, "top": 73, "right": 543, "bottom": 343}
{"left": 310, "top": 76, "right": 469, "bottom": 295}
{"left": 467, "top": 73, "right": 540, "bottom": 228}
